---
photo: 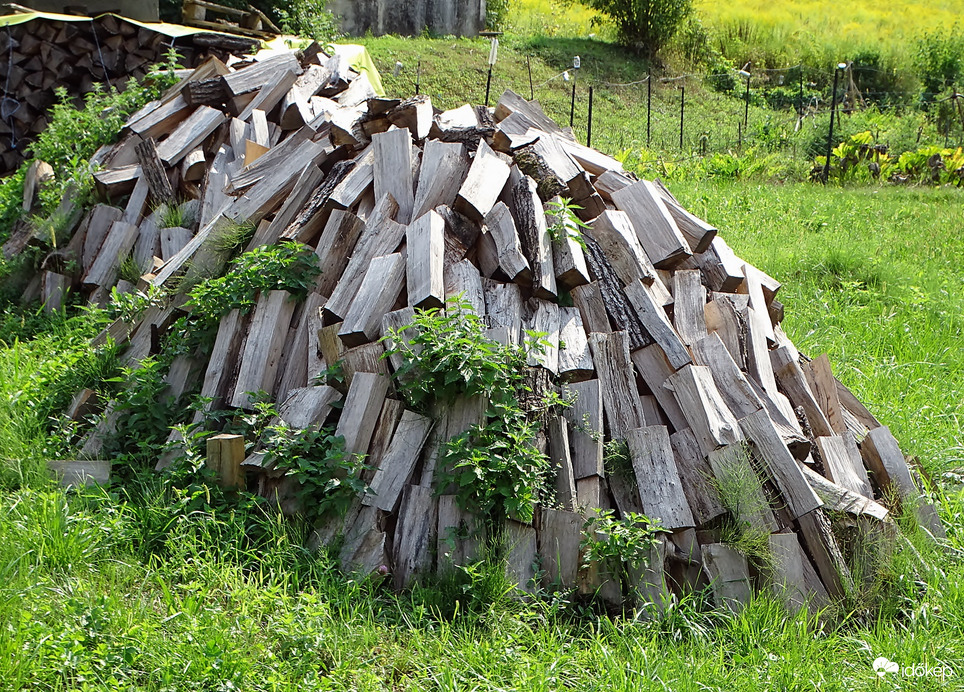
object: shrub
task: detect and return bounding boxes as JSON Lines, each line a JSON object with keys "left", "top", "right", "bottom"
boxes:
{"left": 671, "top": 15, "right": 716, "bottom": 66}
{"left": 186, "top": 243, "right": 321, "bottom": 326}
{"left": 915, "top": 31, "right": 964, "bottom": 101}
{"left": 583, "top": 0, "right": 693, "bottom": 60}
{"left": 274, "top": 0, "right": 341, "bottom": 44}
{"left": 486, "top": 0, "right": 511, "bottom": 32}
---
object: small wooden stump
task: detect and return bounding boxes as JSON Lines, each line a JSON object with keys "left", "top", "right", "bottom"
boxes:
{"left": 206, "top": 434, "right": 246, "bottom": 489}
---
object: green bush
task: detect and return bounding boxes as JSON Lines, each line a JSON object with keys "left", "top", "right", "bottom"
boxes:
{"left": 583, "top": 0, "right": 693, "bottom": 59}
{"left": 186, "top": 243, "right": 321, "bottom": 326}
{"left": 486, "top": 0, "right": 511, "bottom": 32}
{"left": 915, "top": 30, "right": 964, "bottom": 99}
{"left": 670, "top": 15, "right": 716, "bottom": 66}
{"left": 275, "top": 0, "right": 341, "bottom": 43}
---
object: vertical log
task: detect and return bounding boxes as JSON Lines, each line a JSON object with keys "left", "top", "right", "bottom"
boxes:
{"left": 206, "top": 434, "right": 245, "bottom": 489}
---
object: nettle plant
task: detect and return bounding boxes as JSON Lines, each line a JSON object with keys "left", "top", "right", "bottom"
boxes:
{"left": 260, "top": 422, "right": 367, "bottom": 524}
{"left": 581, "top": 510, "right": 668, "bottom": 601}
{"left": 186, "top": 242, "right": 321, "bottom": 325}
{"left": 383, "top": 296, "right": 561, "bottom": 524}
{"left": 162, "top": 397, "right": 364, "bottom": 525}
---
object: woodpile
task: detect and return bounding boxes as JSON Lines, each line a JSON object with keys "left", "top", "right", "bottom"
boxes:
{"left": 0, "top": 11, "right": 258, "bottom": 175}
{"left": 12, "top": 47, "right": 944, "bottom": 612}
{"left": 181, "top": 0, "right": 282, "bottom": 40}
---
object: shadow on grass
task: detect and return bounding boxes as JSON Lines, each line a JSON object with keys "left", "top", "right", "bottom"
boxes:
{"left": 516, "top": 35, "right": 652, "bottom": 82}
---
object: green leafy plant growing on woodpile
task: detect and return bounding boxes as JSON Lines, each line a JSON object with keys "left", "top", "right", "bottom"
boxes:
{"left": 439, "top": 399, "right": 551, "bottom": 524}
{"left": 260, "top": 422, "right": 367, "bottom": 524}
{"left": 186, "top": 243, "right": 321, "bottom": 325}
{"left": 545, "top": 198, "right": 589, "bottom": 248}
{"left": 581, "top": 509, "right": 667, "bottom": 602}
{"left": 603, "top": 438, "right": 633, "bottom": 480}
{"left": 159, "top": 396, "right": 363, "bottom": 526}
{"left": 102, "top": 357, "right": 183, "bottom": 476}
{"left": 383, "top": 296, "right": 509, "bottom": 412}
{"left": 383, "top": 296, "right": 561, "bottom": 524}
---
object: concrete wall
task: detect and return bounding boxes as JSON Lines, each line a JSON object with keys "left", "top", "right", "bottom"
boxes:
{"left": 329, "top": 0, "right": 486, "bottom": 37}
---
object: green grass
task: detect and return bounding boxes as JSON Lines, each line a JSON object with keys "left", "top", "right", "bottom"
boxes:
{"left": 362, "top": 32, "right": 771, "bottom": 153}
{"left": 0, "top": 340, "right": 52, "bottom": 489}
{"left": 696, "top": 0, "right": 964, "bottom": 69}
{"left": 0, "top": 481, "right": 959, "bottom": 690}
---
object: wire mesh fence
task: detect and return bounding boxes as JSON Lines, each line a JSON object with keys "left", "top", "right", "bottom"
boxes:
{"left": 437, "top": 51, "right": 964, "bottom": 165}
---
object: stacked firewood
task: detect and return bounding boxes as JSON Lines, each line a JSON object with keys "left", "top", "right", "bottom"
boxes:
{"left": 0, "top": 12, "right": 258, "bottom": 175}
{"left": 16, "top": 46, "right": 944, "bottom": 612}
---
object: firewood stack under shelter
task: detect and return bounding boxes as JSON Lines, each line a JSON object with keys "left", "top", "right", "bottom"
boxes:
{"left": 0, "top": 10, "right": 259, "bottom": 175}
{"left": 13, "top": 45, "right": 944, "bottom": 612}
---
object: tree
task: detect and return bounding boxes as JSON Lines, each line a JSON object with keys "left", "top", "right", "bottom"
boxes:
{"left": 584, "top": 0, "right": 693, "bottom": 60}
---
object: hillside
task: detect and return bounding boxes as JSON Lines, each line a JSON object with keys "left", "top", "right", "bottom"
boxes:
{"left": 696, "top": 0, "right": 964, "bottom": 65}
{"left": 512, "top": 0, "right": 963, "bottom": 68}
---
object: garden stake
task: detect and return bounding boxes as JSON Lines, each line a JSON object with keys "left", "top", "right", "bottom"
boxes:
{"left": 679, "top": 85, "right": 685, "bottom": 150}
{"left": 646, "top": 69, "right": 652, "bottom": 146}
{"left": 823, "top": 63, "right": 845, "bottom": 183}
{"left": 587, "top": 85, "right": 594, "bottom": 147}
{"left": 527, "top": 55, "right": 533, "bottom": 99}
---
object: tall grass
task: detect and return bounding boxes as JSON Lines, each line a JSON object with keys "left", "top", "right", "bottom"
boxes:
{"left": 0, "top": 340, "right": 54, "bottom": 489}
{"left": 696, "top": 0, "right": 964, "bottom": 69}
{"left": 0, "top": 309, "right": 113, "bottom": 489}
{"left": 507, "top": 0, "right": 602, "bottom": 37}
